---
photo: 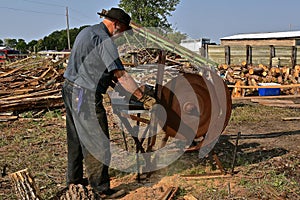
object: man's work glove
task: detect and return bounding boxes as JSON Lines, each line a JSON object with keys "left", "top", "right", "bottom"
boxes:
{"left": 139, "top": 94, "right": 156, "bottom": 110}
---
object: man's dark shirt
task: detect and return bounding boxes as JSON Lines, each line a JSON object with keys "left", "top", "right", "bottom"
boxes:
{"left": 64, "top": 22, "right": 124, "bottom": 95}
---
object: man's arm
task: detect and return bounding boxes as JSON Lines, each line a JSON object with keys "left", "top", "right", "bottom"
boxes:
{"left": 113, "top": 69, "right": 156, "bottom": 110}
{"left": 113, "top": 69, "right": 143, "bottom": 99}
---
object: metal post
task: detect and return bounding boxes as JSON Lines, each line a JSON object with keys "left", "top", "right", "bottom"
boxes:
{"left": 66, "top": 7, "right": 71, "bottom": 50}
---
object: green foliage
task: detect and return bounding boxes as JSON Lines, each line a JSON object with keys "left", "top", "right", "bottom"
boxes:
{"left": 165, "top": 31, "right": 187, "bottom": 44}
{"left": 4, "top": 38, "right": 17, "bottom": 48}
{"left": 119, "top": 0, "right": 180, "bottom": 29}
{"left": 44, "top": 109, "right": 63, "bottom": 119}
{"left": 27, "top": 40, "right": 38, "bottom": 53}
{"left": 1, "top": 0, "right": 183, "bottom": 51}
{"left": 1, "top": 25, "right": 88, "bottom": 53}
{"left": 15, "top": 39, "right": 27, "bottom": 53}
{"left": 36, "top": 25, "right": 88, "bottom": 51}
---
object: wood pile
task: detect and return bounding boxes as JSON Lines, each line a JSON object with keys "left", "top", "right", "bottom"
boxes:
{"left": 0, "top": 48, "right": 196, "bottom": 121}
{"left": 218, "top": 63, "right": 300, "bottom": 97}
{"left": 3, "top": 48, "right": 299, "bottom": 121}
{"left": 0, "top": 56, "right": 67, "bottom": 121}
{"left": 121, "top": 48, "right": 198, "bottom": 86}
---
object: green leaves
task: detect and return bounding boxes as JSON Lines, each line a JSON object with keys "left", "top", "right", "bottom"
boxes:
{"left": 119, "top": 0, "right": 180, "bottom": 29}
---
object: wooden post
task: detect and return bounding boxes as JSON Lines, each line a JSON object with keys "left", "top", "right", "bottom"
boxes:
{"left": 292, "top": 46, "right": 297, "bottom": 68}
{"left": 270, "top": 45, "right": 275, "bottom": 67}
{"left": 148, "top": 50, "right": 166, "bottom": 151}
{"left": 131, "top": 51, "right": 138, "bottom": 67}
{"left": 9, "top": 168, "right": 42, "bottom": 200}
{"left": 246, "top": 45, "right": 252, "bottom": 66}
{"left": 225, "top": 46, "right": 230, "bottom": 65}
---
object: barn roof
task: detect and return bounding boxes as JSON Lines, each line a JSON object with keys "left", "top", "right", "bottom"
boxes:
{"left": 220, "top": 30, "right": 300, "bottom": 40}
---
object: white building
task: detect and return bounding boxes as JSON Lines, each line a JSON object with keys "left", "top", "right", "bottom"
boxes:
{"left": 180, "top": 38, "right": 211, "bottom": 53}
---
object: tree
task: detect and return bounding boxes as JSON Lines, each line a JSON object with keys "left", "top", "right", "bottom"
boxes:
{"left": 119, "top": 0, "right": 180, "bottom": 29}
{"left": 27, "top": 40, "right": 38, "bottom": 53}
{"left": 16, "top": 39, "right": 27, "bottom": 53}
{"left": 35, "top": 39, "right": 45, "bottom": 52}
{"left": 165, "top": 31, "right": 187, "bottom": 44}
{"left": 0, "top": 39, "right": 3, "bottom": 46}
{"left": 4, "top": 38, "right": 17, "bottom": 48}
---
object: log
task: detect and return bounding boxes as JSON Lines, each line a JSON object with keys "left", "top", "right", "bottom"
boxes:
{"left": 289, "top": 75, "right": 298, "bottom": 84}
{"left": 277, "top": 75, "right": 283, "bottom": 84}
{"left": 231, "top": 80, "right": 245, "bottom": 98}
{"left": 58, "top": 184, "right": 97, "bottom": 200}
{"left": 9, "top": 168, "right": 42, "bottom": 200}
{"left": 293, "top": 68, "right": 299, "bottom": 78}
{"left": 284, "top": 67, "right": 290, "bottom": 81}
{"left": 0, "top": 115, "right": 18, "bottom": 121}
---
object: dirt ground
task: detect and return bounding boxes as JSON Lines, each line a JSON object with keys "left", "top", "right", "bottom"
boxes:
{"left": 0, "top": 99, "right": 300, "bottom": 199}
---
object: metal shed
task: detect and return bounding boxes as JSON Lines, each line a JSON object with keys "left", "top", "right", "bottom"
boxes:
{"left": 220, "top": 31, "right": 300, "bottom": 46}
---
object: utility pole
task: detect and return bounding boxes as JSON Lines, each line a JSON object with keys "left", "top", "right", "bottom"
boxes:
{"left": 66, "top": 7, "right": 71, "bottom": 50}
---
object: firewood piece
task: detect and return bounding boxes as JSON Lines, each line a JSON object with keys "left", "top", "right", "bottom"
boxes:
{"left": 9, "top": 168, "right": 42, "bottom": 200}
{"left": 246, "top": 74, "right": 261, "bottom": 81}
{"left": 10, "top": 66, "right": 52, "bottom": 89}
{"left": 262, "top": 71, "right": 268, "bottom": 77}
{"left": 226, "top": 73, "right": 235, "bottom": 83}
{"left": 0, "top": 64, "right": 28, "bottom": 78}
{"left": 289, "top": 75, "right": 298, "bottom": 84}
{"left": 282, "top": 117, "right": 300, "bottom": 121}
{"left": 284, "top": 67, "right": 290, "bottom": 81}
{"left": 231, "top": 80, "right": 245, "bottom": 98}
{"left": 0, "top": 115, "right": 18, "bottom": 121}
{"left": 158, "top": 186, "right": 178, "bottom": 200}
{"left": 277, "top": 76, "right": 283, "bottom": 84}
{"left": 293, "top": 68, "right": 299, "bottom": 78}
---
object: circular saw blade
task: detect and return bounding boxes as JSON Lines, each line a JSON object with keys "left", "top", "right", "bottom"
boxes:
{"left": 157, "top": 72, "right": 232, "bottom": 145}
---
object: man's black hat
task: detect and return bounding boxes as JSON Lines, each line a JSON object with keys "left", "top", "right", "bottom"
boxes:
{"left": 97, "top": 8, "right": 132, "bottom": 30}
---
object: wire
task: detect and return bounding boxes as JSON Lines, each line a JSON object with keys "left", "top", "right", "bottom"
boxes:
{"left": 69, "top": 8, "right": 91, "bottom": 20}
{"left": 21, "top": 0, "right": 65, "bottom": 8}
{"left": 22, "top": 0, "right": 92, "bottom": 21}
{"left": 0, "top": 6, "right": 64, "bottom": 16}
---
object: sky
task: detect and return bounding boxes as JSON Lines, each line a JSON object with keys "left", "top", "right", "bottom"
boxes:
{"left": 0, "top": 0, "right": 300, "bottom": 44}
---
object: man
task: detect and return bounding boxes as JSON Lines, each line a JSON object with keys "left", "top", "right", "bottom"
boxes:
{"left": 62, "top": 7, "right": 156, "bottom": 198}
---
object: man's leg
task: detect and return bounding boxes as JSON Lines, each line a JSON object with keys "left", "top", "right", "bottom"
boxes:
{"left": 62, "top": 83, "right": 84, "bottom": 186}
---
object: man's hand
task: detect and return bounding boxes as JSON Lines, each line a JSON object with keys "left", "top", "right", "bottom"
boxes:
{"left": 139, "top": 94, "right": 156, "bottom": 110}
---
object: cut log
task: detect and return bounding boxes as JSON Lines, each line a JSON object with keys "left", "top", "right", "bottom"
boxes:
{"left": 9, "top": 168, "right": 42, "bottom": 200}
{"left": 284, "top": 67, "right": 290, "bottom": 81}
{"left": 58, "top": 184, "right": 98, "bottom": 200}
{"left": 277, "top": 75, "right": 283, "bottom": 84}
{"left": 231, "top": 80, "right": 245, "bottom": 98}
{"left": 289, "top": 75, "right": 298, "bottom": 84}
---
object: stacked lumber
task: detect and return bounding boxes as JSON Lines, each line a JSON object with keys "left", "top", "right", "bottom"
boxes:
{"left": 0, "top": 56, "right": 68, "bottom": 120}
{"left": 219, "top": 63, "right": 300, "bottom": 97}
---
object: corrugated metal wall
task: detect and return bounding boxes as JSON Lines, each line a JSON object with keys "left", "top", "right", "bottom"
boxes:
{"left": 207, "top": 45, "right": 300, "bottom": 67}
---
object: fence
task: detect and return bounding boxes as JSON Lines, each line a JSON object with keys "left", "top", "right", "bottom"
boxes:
{"left": 205, "top": 45, "right": 300, "bottom": 67}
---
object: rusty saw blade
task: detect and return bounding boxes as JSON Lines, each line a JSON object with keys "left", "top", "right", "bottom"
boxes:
{"left": 156, "top": 72, "right": 232, "bottom": 148}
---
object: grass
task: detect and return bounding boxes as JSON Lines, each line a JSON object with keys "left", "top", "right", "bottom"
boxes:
{"left": 1, "top": 103, "right": 299, "bottom": 199}
{"left": 230, "top": 101, "right": 300, "bottom": 124}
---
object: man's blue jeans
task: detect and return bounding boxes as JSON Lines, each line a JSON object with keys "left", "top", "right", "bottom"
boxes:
{"left": 62, "top": 80, "right": 110, "bottom": 192}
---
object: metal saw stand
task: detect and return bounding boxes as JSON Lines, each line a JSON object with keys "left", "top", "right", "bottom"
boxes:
{"left": 111, "top": 104, "right": 154, "bottom": 182}
{"left": 111, "top": 49, "right": 166, "bottom": 182}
